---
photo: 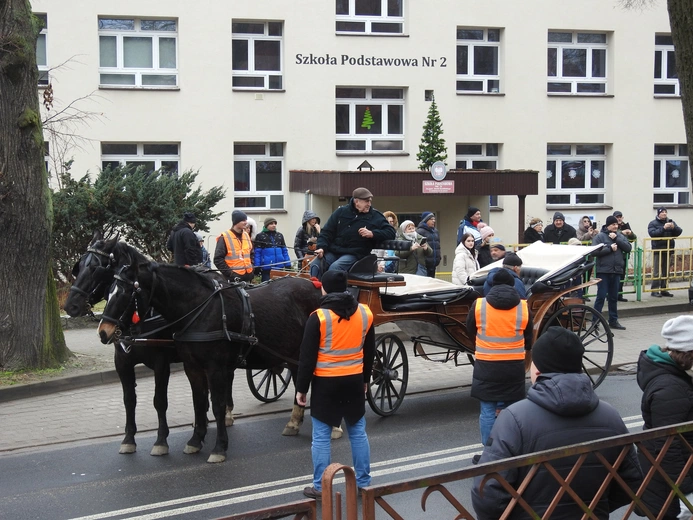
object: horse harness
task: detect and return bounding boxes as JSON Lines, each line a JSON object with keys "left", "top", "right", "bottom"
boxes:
{"left": 70, "top": 246, "right": 116, "bottom": 307}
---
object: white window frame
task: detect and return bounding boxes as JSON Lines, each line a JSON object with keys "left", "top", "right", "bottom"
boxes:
{"left": 101, "top": 142, "right": 180, "bottom": 174}
{"left": 35, "top": 13, "right": 49, "bottom": 86}
{"left": 546, "top": 144, "right": 607, "bottom": 206}
{"left": 547, "top": 31, "right": 607, "bottom": 95}
{"left": 233, "top": 143, "right": 285, "bottom": 210}
{"left": 335, "top": 87, "right": 405, "bottom": 154}
{"left": 654, "top": 34, "right": 679, "bottom": 96}
{"left": 456, "top": 143, "right": 500, "bottom": 207}
{"left": 654, "top": 144, "right": 689, "bottom": 205}
{"left": 232, "top": 21, "right": 283, "bottom": 91}
{"left": 98, "top": 18, "right": 178, "bottom": 89}
{"left": 456, "top": 28, "right": 501, "bottom": 94}
{"left": 335, "top": 0, "right": 404, "bottom": 35}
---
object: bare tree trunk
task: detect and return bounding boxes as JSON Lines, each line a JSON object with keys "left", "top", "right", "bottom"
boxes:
{"left": 0, "top": 0, "right": 68, "bottom": 369}
{"left": 668, "top": 0, "right": 693, "bottom": 184}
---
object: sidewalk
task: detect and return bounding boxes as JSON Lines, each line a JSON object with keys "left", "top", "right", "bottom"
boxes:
{"left": 0, "top": 284, "right": 691, "bottom": 453}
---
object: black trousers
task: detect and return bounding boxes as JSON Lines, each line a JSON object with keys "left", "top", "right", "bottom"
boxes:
{"left": 651, "top": 250, "right": 671, "bottom": 290}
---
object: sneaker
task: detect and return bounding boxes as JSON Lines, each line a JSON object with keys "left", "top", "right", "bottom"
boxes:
{"left": 661, "top": 291, "right": 674, "bottom": 297}
{"left": 618, "top": 296, "right": 628, "bottom": 302}
{"left": 303, "top": 486, "right": 322, "bottom": 500}
{"left": 609, "top": 321, "right": 626, "bottom": 330}
{"left": 472, "top": 454, "right": 481, "bottom": 464}
{"left": 651, "top": 292, "right": 662, "bottom": 298}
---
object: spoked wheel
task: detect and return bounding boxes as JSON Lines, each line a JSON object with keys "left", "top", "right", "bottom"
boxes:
{"left": 367, "top": 333, "right": 409, "bottom": 417}
{"left": 246, "top": 366, "right": 292, "bottom": 403}
{"left": 540, "top": 304, "right": 613, "bottom": 388}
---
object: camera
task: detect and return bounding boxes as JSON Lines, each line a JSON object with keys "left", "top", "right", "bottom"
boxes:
{"left": 591, "top": 221, "right": 598, "bottom": 230}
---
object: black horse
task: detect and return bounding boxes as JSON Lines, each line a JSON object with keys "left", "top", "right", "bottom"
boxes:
{"left": 97, "top": 256, "right": 322, "bottom": 463}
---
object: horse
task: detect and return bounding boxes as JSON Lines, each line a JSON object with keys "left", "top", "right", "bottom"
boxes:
{"left": 96, "top": 256, "right": 322, "bottom": 463}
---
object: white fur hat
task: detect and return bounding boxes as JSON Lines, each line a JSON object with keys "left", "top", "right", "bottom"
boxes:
{"left": 661, "top": 316, "right": 693, "bottom": 352}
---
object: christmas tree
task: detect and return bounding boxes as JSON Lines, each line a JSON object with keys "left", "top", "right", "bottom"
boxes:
{"left": 361, "top": 107, "right": 374, "bottom": 130}
{"left": 416, "top": 96, "right": 447, "bottom": 171}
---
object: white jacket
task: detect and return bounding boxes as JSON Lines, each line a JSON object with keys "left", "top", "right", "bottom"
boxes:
{"left": 452, "top": 243, "right": 480, "bottom": 286}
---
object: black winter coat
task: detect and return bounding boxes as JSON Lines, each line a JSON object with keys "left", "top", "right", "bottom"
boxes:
{"left": 477, "top": 244, "right": 494, "bottom": 268}
{"left": 637, "top": 347, "right": 693, "bottom": 519}
{"left": 591, "top": 228, "right": 632, "bottom": 275}
{"left": 472, "top": 373, "right": 643, "bottom": 519}
{"left": 316, "top": 200, "right": 395, "bottom": 259}
{"left": 523, "top": 227, "right": 544, "bottom": 244}
{"left": 416, "top": 220, "right": 441, "bottom": 269}
{"left": 466, "top": 284, "right": 533, "bottom": 403}
{"left": 648, "top": 216, "right": 683, "bottom": 250}
{"left": 166, "top": 221, "right": 202, "bottom": 266}
{"left": 543, "top": 222, "right": 577, "bottom": 244}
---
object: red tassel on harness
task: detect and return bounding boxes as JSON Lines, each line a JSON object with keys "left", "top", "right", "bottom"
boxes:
{"left": 131, "top": 311, "right": 140, "bottom": 324}
{"left": 310, "top": 276, "right": 322, "bottom": 290}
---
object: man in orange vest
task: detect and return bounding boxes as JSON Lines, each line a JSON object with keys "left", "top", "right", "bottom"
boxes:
{"left": 466, "top": 268, "right": 533, "bottom": 463}
{"left": 295, "top": 270, "right": 375, "bottom": 500}
{"left": 213, "top": 210, "right": 254, "bottom": 282}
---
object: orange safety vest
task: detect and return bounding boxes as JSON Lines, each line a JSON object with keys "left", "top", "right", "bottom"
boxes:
{"left": 474, "top": 298, "right": 529, "bottom": 362}
{"left": 219, "top": 230, "right": 253, "bottom": 275}
{"left": 314, "top": 304, "right": 373, "bottom": 377}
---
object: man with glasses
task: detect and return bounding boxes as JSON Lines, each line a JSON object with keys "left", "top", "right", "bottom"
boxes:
{"left": 311, "top": 187, "right": 395, "bottom": 278}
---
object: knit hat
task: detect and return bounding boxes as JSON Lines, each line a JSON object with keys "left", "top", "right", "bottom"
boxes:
{"left": 613, "top": 211, "right": 623, "bottom": 218}
{"left": 490, "top": 243, "right": 505, "bottom": 251}
{"left": 532, "top": 327, "right": 585, "bottom": 374}
{"left": 232, "top": 210, "right": 248, "bottom": 226}
{"left": 421, "top": 211, "right": 435, "bottom": 223}
{"left": 567, "top": 238, "right": 583, "bottom": 246}
{"left": 529, "top": 217, "right": 543, "bottom": 228}
{"left": 661, "top": 316, "right": 693, "bottom": 352}
{"left": 183, "top": 212, "right": 196, "bottom": 223}
{"left": 492, "top": 268, "right": 515, "bottom": 287}
{"left": 264, "top": 217, "right": 277, "bottom": 227}
{"left": 657, "top": 207, "right": 668, "bottom": 216}
{"left": 321, "top": 270, "right": 348, "bottom": 294}
{"left": 553, "top": 211, "right": 565, "bottom": 222}
{"left": 480, "top": 226, "right": 495, "bottom": 241}
{"left": 400, "top": 220, "right": 414, "bottom": 234}
{"left": 605, "top": 215, "right": 618, "bottom": 227}
{"left": 466, "top": 207, "right": 480, "bottom": 219}
{"left": 352, "top": 187, "right": 373, "bottom": 199}
{"left": 502, "top": 252, "right": 522, "bottom": 267}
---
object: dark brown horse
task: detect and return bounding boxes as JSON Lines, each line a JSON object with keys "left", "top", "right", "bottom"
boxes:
{"left": 97, "top": 254, "right": 322, "bottom": 462}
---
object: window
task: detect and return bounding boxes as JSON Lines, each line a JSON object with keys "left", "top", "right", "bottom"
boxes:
{"left": 336, "top": 87, "right": 404, "bottom": 153}
{"left": 336, "top": 0, "right": 403, "bottom": 34}
{"left": 654, "top": 34, "right": 679, "bottom": 96}
{"left": 547, "top": 31, "right": 607, "bottom": 94}
{"left": 35, "top": 13, "right": 49, "bottom": 86}
{"left": 98, "top": 18, "right": 178, "bottom": 87}
{"left": 546, "top": 144, "right": 606, "bottom": 205}
{"left": 456, "top": 28, "right": 500, "bottom": 94}
{"left": 232, "top": 21, "right": 283, "bottom": 90}
{"left": 101, "top": 143, "right": 179, "bottom": 174}
{"left": 654, "top": 144, "right": 689, "bottom": 205}
{"left": 456, "top": 143, "right": 500, "bottom": 206}
{"left": 234, "top": 143, "right": 284, "bottom": 209}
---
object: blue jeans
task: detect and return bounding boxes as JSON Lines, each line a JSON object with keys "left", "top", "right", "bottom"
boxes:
{"left": 309, "top": 252, "right": 359, "bottom": 279}
{"left": 479, "top": 400, "right": 508, "bottom": 446}
{"left": 311, "top": 416, "right": 371, "bottom": 490}
{"left": 594, "top": 272, "right": 620, "bottom": 323}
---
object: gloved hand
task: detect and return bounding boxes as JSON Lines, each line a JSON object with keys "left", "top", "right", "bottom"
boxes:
{"left": 678, "top": 493, "right": 693, "bottom": 519}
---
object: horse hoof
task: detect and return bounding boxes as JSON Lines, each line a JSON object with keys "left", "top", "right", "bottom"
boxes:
{"left": 331, "top": 427, "right": 343, "bottom": 440}
{"left": 150, "top": 445, "right": 169, "bottom": 456}
{"left": 119, "top": 444, "right": 136, "bottom": 454}
{"left": 207, "top": 453, "right": 226, "bottom": 463}
{"left": 282, "top": 426, "right": 299, "bottom": 436}
{"left": 184, "top": 444, "right": 201, "bottom": 454}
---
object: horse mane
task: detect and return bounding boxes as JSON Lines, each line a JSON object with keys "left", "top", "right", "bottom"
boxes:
{"left": 146, "top": 261, "right": 218, "bottom": 291}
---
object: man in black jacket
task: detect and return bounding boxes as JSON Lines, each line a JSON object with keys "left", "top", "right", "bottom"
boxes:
{"left": 166, "top": 212, "right": 202, "bottom": 266}
{"left": 648, "top": 207, "right": 683, "bottom": 297}
{"left": 471, "top": 327, "right": 643, "bottom": 519}
{"left": 311, "top": 187, "right": 395, "bottom": 278}
{"left": 543, "top": 211, "right": 577, "bottom": 244}
{"left": 613, "top": 210, "right": 636, "bottom": 301}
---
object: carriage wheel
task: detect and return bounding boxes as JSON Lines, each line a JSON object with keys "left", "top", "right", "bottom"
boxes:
{"left": 367, "top": 333, "right": 409, "bottom": 417}
{"left": 246, "top": 366, "right": 292, "bottom": 403}
{"left": 540, "top": 304, "right": 613, "bottom": 389}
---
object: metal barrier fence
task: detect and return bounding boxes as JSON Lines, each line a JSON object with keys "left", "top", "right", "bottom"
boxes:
{"left": 218, "top": 421, "right": 693, "bottom": 519}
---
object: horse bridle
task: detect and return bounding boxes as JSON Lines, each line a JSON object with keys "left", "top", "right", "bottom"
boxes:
{"left": 70, "top": 247, "right": 116, "bottom": 306}
{"left": 100, "top": 264, "right": 155, "bottom": 330}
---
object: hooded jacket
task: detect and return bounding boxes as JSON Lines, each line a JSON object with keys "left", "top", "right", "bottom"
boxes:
{"left": 416, "top": 218, "right": 441, "bottom": 269}
{"left": 591, "top": 227, "right": 632, "bottom": 275}
{"left": 543, "top": 212, "right": 578, "bottom": 244}
{"left": 472, "top": 373, "right": 643, "bottom": 520}
{"left": 253, "top": 227, "right": 291, "bottom": 271}
{"left": 294, "top": 210, "right": 320, "bottom": 260}
{"left": 451, "top": 242, "right": 479, "bottom": 285}
{"left": 637, "top": 347, "right": 693, "bottom": 519}
{"left": 166, "top": 221, "right": 203, "bottom": 266}
{"left": 466, "top": 284, "right": 533, "bottom": 403}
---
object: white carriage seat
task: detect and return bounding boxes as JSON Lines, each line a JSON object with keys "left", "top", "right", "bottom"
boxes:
{"left": 379, "top": 274, "right": 480, "bottom": 312}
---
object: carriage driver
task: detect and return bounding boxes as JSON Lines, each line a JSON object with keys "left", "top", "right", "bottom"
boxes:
{"left": 296, "top": 270, "right": 376, "bottom": 500}
{"left": 213, "top": 210, "right": 254, "bottom": 282}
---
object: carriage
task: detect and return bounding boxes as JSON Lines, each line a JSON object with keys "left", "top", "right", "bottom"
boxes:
{"left": 337, "top": 240, "right": 613, "bottom": 417}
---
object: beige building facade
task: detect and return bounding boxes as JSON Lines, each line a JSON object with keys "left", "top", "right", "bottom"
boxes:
{"left": 34, "top": 0, "right": 690, "bottom": 268}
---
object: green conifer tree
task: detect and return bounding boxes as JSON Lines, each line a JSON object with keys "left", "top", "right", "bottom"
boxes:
{"left": 416, "top": 97, "right": 447, "bottom": 171}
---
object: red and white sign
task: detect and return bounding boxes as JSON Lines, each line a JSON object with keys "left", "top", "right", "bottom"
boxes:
{"left": 422, "top": 180, "right": 455, "bottom": 194}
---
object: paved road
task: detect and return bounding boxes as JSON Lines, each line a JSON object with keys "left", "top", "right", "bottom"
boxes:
{"left": 0, "top": 288, "right": 691, "bottom": 453}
